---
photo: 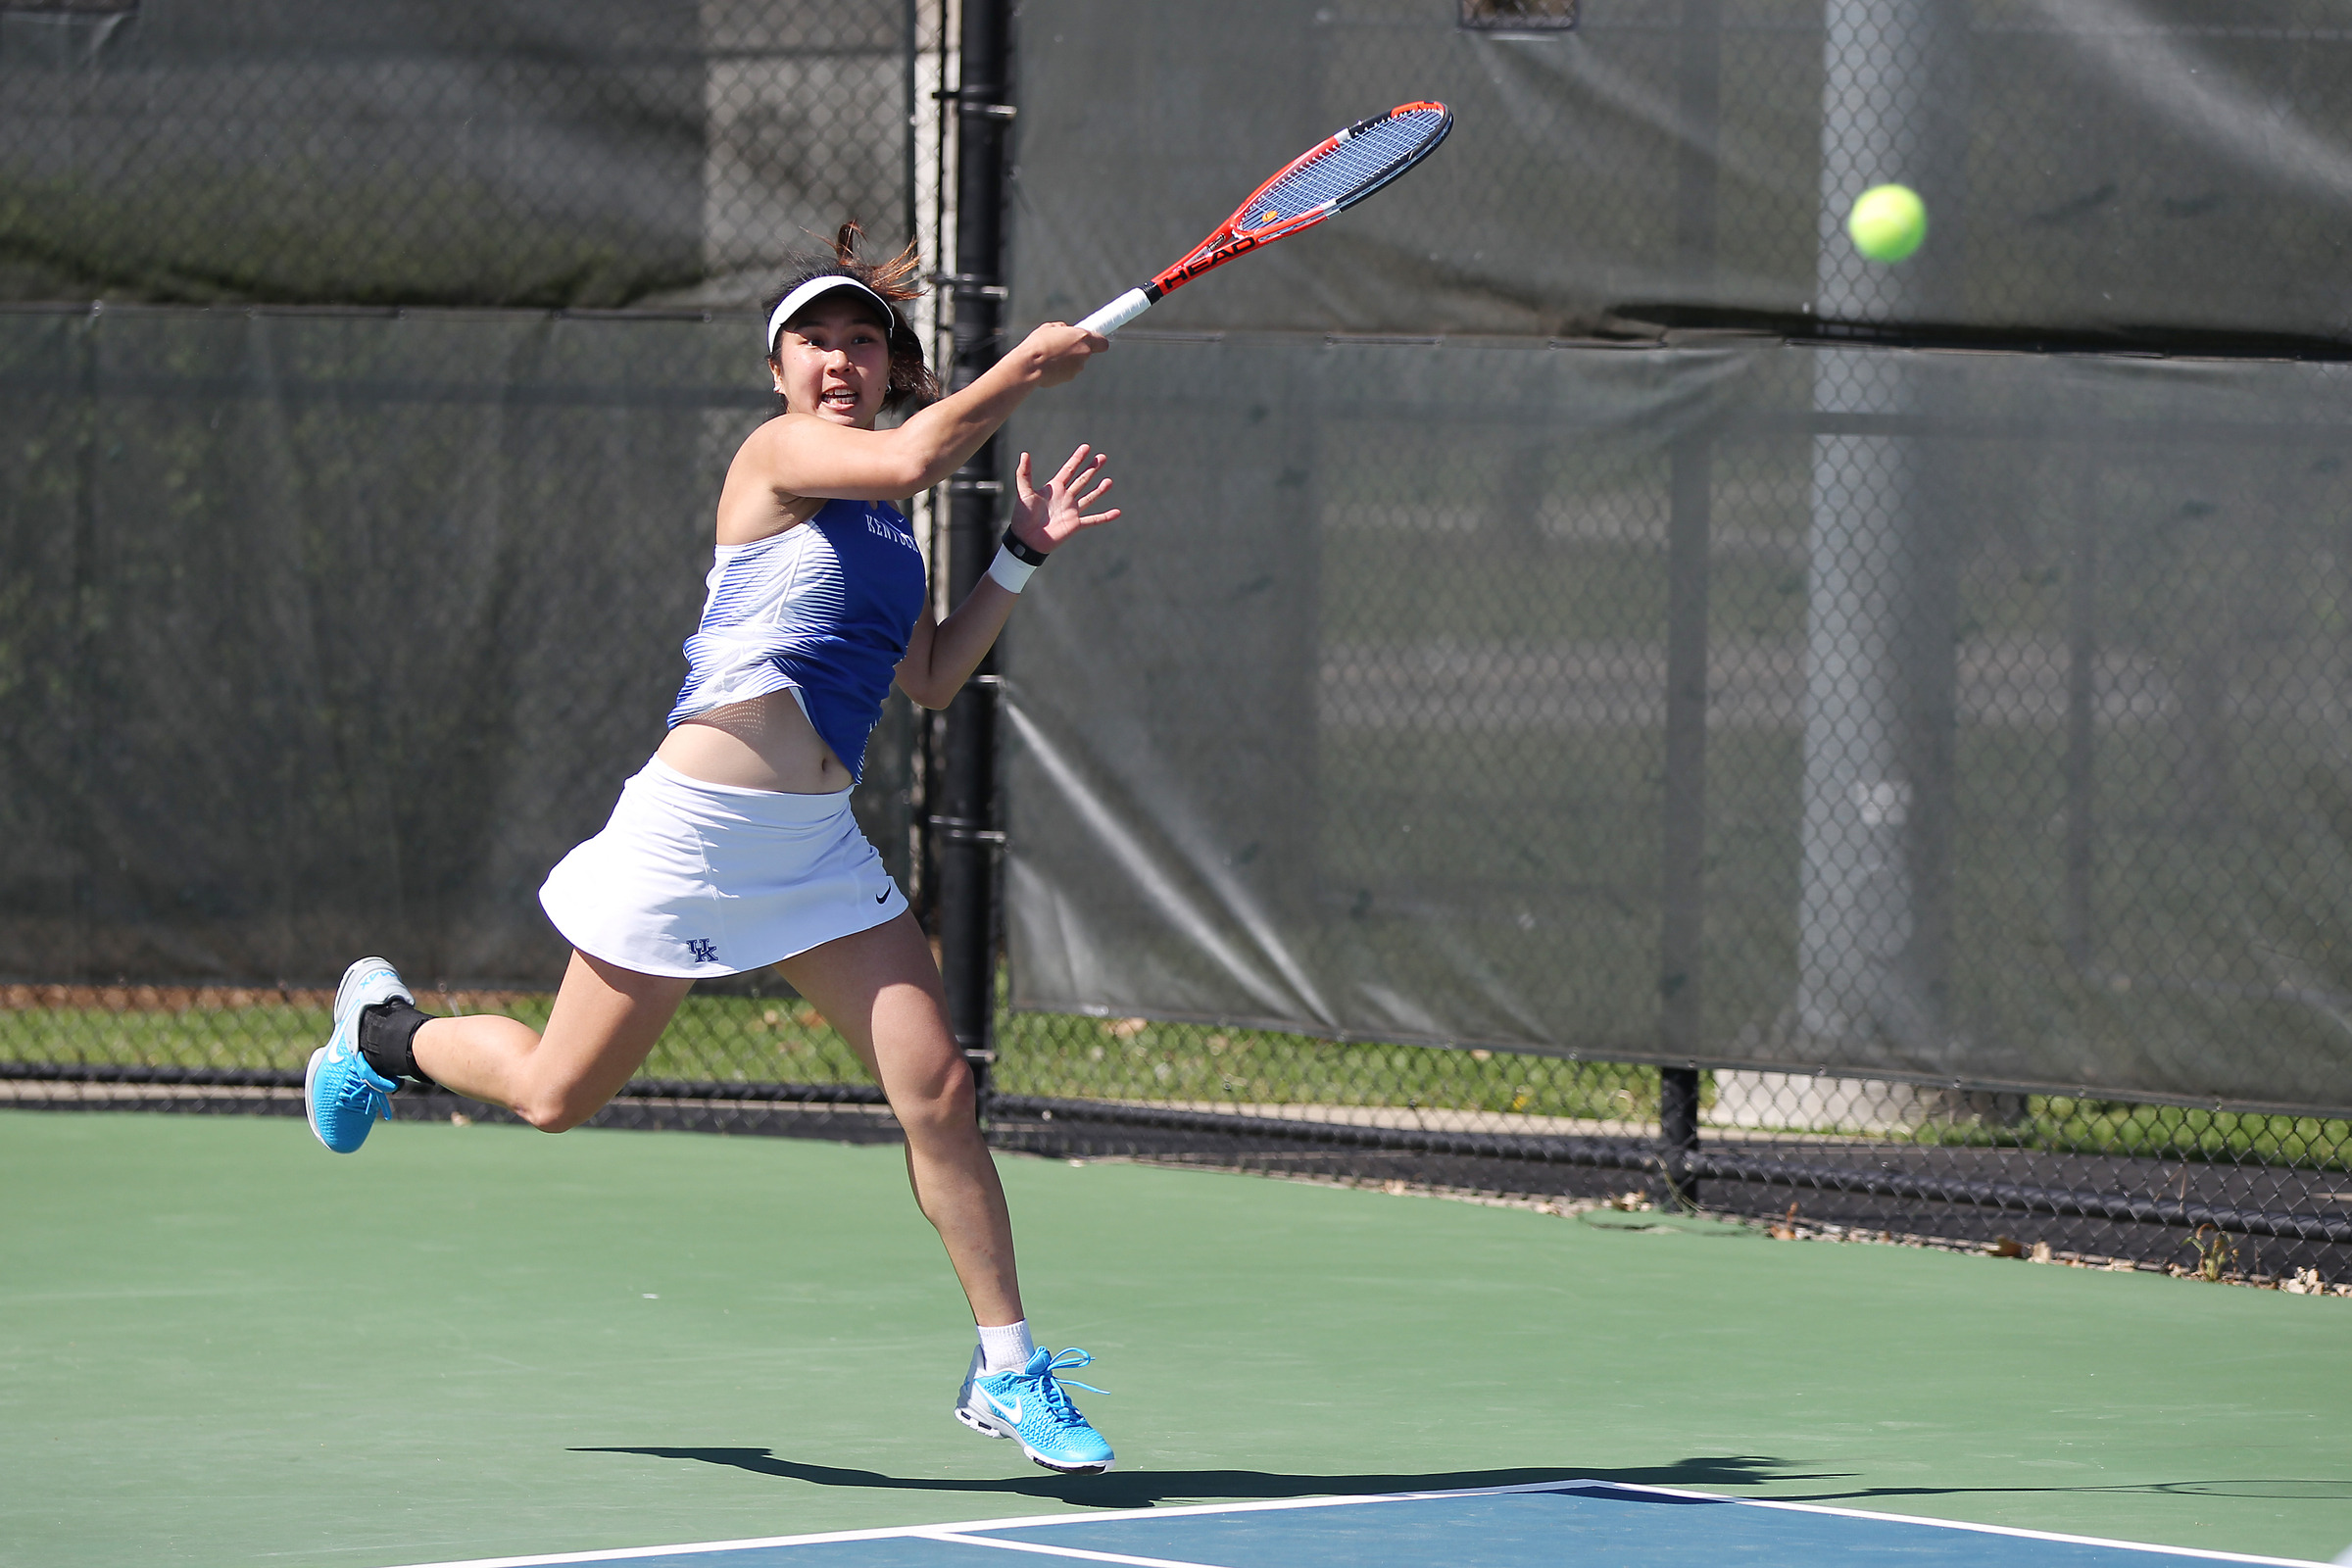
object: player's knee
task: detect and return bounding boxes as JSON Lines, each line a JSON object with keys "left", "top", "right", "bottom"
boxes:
{"left": 895, "top": 1056, "right": 976, "bottom": 1139}
{"left": 513, "top": 1082, "right": 601, "bottom": 1134}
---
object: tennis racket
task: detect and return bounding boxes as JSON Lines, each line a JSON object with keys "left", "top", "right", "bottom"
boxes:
{"left": 1075, "top": 101, "right": 1452, "bottom": 336}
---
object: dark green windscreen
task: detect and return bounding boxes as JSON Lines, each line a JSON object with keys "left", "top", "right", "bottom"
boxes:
{"left": 0, "top": 1, "right": 910, "bottom": 308}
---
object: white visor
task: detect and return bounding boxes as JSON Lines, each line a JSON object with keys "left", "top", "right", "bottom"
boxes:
{"left": 766, "top": 274, "right": 897, "bottom": 355}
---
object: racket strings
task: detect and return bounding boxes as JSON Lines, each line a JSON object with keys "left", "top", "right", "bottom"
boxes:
{"left": 1246, "top": 109, "right": 1449, "bottom": 228}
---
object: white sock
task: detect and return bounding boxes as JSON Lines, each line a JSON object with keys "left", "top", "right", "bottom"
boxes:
{"left": 977, "top": 1319, "right": 1035, "bottom": 1375}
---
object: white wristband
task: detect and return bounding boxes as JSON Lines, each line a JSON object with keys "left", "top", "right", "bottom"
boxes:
{"left": 986, "top": 544, "right": 1038, "bottom": 593}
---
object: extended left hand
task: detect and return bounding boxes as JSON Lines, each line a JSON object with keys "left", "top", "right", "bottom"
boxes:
{"left": 1009, "top": 444, "right": 1120, "bottom": 553}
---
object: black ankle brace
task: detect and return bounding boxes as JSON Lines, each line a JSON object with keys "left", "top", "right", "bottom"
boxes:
{"left": 358, "top": 999, "right": 438, "bottom": 1088}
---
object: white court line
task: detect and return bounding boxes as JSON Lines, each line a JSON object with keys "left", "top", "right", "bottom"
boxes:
{"left": 358, "top": 1482, "right": 1585, "bottom": 1568}
{"left": 1579, "top": 1482, "right": 2331, "bottom": 1567}
{"left": 367, "top": 1477, "right": 2334, "bottom": 1568}
{"left": 919, "top": 1530, "right": 1223, "bottom": 1568}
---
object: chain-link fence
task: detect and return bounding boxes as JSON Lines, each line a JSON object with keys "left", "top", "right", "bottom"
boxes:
{"left": 0, "top": 2, "right": 944, "bottom": 1135}
{"left": 985, "top": 1024, "right": 2351, "bottom": 1290}
{"left": 971, "top": 0, "right": 2352, "bottom": 1286}
{"left": 1010, "top": 0, "right": 2352, "bottom": 348}
{"left": 0, "top": 0, "right": 921, "bottom": 310}
{"left": 0, "top": 306, "right": 920, "bottom": 981}
{"left": 0, "top": 300, "right": 926, "bottom": 1139}
{"left": 991, "top": 332, "right": 2352, "bottom": 1288}
{"left": 6, "top": 2, "right": 2351, "bottom": 1296}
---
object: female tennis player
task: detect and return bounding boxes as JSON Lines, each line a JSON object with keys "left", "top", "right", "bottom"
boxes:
{"left": 303, "top": 224, "right": 1123, "bottom": 1475}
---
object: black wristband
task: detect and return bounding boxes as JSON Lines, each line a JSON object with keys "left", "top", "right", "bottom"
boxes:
{"left": 1000, "top": 527, "right": 1050, "bottom": 568}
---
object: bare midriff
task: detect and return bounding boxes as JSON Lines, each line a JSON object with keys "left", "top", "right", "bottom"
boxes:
{"left": 654, "top": 690, "right": 858, "bottom": 795}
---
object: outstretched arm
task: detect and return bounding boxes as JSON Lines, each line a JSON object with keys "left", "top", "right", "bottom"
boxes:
{"left": 749, "top": 324, "right": 1106, "bottom": 503}
{"left": 896, "top": 445, "right": 1120, "bottom": 710}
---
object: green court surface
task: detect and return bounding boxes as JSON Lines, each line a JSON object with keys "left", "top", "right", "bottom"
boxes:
{"left": 2, "top": 1110, "right": 2347, "bottom": 1568}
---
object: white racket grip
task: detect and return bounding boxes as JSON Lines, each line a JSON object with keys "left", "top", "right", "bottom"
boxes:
{"left": 1077, "top": 287, "right": 1153, "bottom": 336}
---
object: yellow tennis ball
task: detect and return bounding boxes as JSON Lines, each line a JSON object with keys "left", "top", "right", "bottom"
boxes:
{"left": 1847, "top": 183, "right": 1927, "bottom": 263}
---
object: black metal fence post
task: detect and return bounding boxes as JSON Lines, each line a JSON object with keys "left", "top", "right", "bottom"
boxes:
{"left": 933, "top": 0, "right": 1015, "bottom": 1122}
{"left": 1654, "top": 0, "right": 1718, "bottom": 1211}
{"left": 1658, "top": 428, "right": 1710, "bottom": 1211}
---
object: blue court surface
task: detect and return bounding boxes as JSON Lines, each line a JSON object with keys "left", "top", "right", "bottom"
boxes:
{"left": 389, "top": 1482, "right": 2326, "bottom": 1568}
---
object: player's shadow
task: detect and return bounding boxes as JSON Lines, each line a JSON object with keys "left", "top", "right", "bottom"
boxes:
{"left": 571, "top": 1448, "right": 1832, "bottom": 1509}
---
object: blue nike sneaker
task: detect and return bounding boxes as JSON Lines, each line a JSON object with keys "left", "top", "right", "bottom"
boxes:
{"left": 954, "top": 1346, "right": 1116, "bottom": 1474}
{"left": 304, "top": 956, "right": 409, "bottom": 1153}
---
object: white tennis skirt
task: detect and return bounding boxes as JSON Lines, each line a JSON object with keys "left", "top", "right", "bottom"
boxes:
{"left": 539, "top": 757, "right": 906, "bottom": 979}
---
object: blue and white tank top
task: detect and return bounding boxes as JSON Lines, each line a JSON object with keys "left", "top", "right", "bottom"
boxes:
{"left": 667, "top": 498, "right": 928, "bottom": 782}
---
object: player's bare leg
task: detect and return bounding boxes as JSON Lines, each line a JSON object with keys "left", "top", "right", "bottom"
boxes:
{"left": 777, "top": 912, "right": 1113, "bottom": 1473}
{"left": 305, "top": 952, "right": 686, "bottom": 1149}
{"left": 775, "top": 911, "right": 1021, "bottom": 1324}
{"left": 408, "top": 953, "right": 694, "bottom": 1132}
